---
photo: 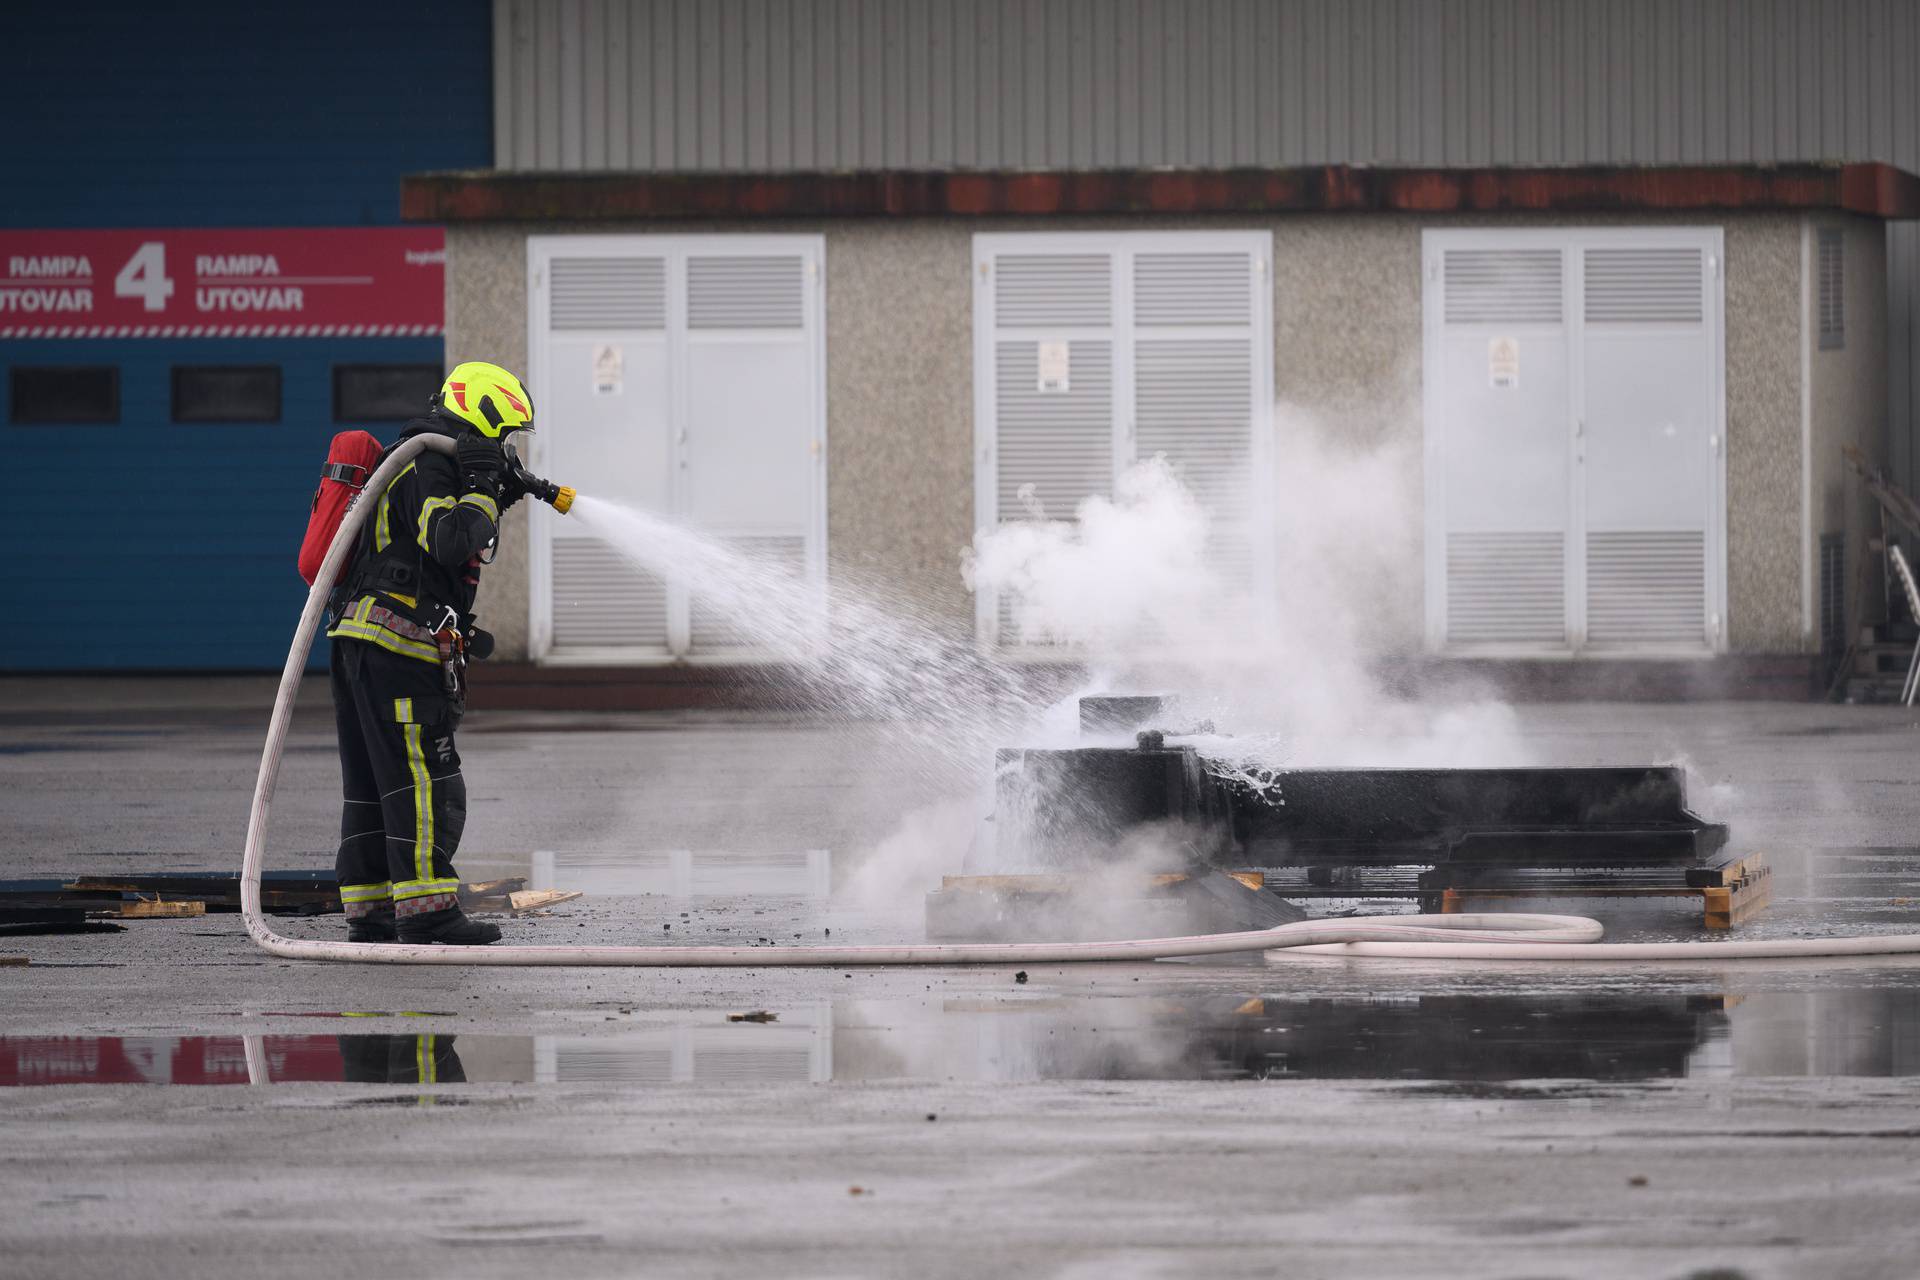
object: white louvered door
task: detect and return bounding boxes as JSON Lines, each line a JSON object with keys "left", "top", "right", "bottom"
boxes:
{"left": 1580, "top": 243, "right": 1719, "bottom": 649}
{"left": 973, "top": 232, "right": 1272, "bottom": 647}
{"left": 1427, "top": 246, "right": 1574, "bottom": 650}
{"left": 538, "top": 255, "right": 674, "bottom": 655}
{"left": 682, "top": 252, "right": 819, "bottom": 655}
{"left": 529, "top": 236, "right": 826, "bottom": 664}
{"left": 1423, "top": 228, "right": 1725, "bottom": 656}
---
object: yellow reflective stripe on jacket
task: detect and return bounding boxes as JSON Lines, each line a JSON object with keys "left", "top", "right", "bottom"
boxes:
{"left": 331, "top": 622, "right": 438, "bottom": 664}
{"left": 327, "top": 597, "right": 440, "bottom": 665}
{"left": 417, "top": 495, "right": 457, "bottom": 551}
{"left": 458, "top": 492, "right": 499, "bottom": 522}
{"left": 403, "top": 723, "right": 433, "bottom": 888}
{"left": 417, "top": 1035, "right": 435, "bottom": 1085}
{"left": 393, "top": 697, "right": 414, "bottom": 724}
{"left": 373, "top": 462, "right": 416, "bottom": 554}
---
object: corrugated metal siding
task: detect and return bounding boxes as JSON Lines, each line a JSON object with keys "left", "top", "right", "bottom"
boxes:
{"left": 494, "top": 0, "right": 1920, "bottom": 499}
{"left": 494, "top": 0, "right": 1914, "bottom": 171}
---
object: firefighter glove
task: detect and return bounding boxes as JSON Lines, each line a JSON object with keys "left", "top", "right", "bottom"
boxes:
{"left": 457, "top": 433, "right": 507, "bottom": 498}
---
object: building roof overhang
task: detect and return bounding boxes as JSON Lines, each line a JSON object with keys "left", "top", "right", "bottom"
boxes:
{"left": 402, "top": 162, "right": 1920, "bottom": 223}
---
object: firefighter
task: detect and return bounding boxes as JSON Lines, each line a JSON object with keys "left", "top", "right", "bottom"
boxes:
{"left": 326, "top": 361, "right": 535, "bottom": 945}
{"left": 338, "top": 1033, "right": 468, "bottom": 1084}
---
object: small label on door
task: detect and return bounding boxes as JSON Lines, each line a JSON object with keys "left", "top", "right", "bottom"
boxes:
{"left": 1488, "top": 336, "right": 1520, "bottom": 388}
{"left": 593, "top": 342, "right": 623, "bottom": 395}
{"left": 1037, "top": 340, "right": 1071, "bottom": 393}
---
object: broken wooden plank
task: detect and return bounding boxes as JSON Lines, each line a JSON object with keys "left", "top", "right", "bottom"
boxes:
{"left": 92, "top": 899, "right": 207, "bottom": 920}
{"left": 506, "top": 889, "right": 583, "bottom": 914}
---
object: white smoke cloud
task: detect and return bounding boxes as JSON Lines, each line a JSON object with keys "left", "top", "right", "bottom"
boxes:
{"left": 963, "top": 401, "right": 1528, "bottom": 771}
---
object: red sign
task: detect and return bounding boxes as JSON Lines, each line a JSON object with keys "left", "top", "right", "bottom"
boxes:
{"left": 0, "top": 1035, "right": 347, "bottom": 1086}
{"left": 0, "top": 227, "right": 444, "bottom": 338}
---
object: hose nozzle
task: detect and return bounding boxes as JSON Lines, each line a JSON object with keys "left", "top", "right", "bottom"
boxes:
{"left": 505, "top": 445, "right": 575, "bottom": 516}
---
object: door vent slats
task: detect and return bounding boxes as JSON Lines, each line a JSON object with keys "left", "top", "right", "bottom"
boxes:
{"left": 1584, "top": 248, "right": 1703, "bottom": 323}
{"left": 687, "top": 256, "right": 805, "bottom": 329}
{"left": 1818, "top": 229, "right": 1845, "bottom": 349}
{"left": 1446, "top": 532, "right": 1567, "bottom": 645}
{"left": 1133, "top": 252, "right": 1250, "bottom": 326}
{"left": 551, "top": 539, "right": 670, "bottom": 650}
{"left": 550, "top": 258, "right": 666, "bottom": 330}
{"left": 993, "top": 339, "right": 1114, "bottom": 519}
{"left": 1585, "top": 531, "right": 1706, "bottom": 646}
{"left": 1135, "top": 338, "right": 1252, "bottom": 514}
{"left": 994, "top": 255, "right": 1112, "bottom": 328}
{"left": 1443, "top": 250, "right": 1562, "bottom": 324}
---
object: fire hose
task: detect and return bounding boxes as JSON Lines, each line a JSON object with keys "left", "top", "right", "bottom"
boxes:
{"left": 242, "top": 434, "right": 1920, "bottom": 967}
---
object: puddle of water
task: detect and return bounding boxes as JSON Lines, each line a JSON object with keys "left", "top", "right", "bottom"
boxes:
{"left": 9, "top": 987, "right": 1920, "bottom": 1086}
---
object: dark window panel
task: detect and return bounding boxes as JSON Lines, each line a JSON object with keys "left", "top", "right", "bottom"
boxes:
{"left": 172, "top": 366, "right": 282, "bottom": 423}
{"left": 10, "top": 366, "right": 119, "bottom": 424}
{"left": 335, "top": 364, "right": 443, "bottom": 422}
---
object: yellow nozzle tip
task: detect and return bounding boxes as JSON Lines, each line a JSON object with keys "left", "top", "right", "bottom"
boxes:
{"left": 552, "top": 486, "right": 576, "bottom": 515}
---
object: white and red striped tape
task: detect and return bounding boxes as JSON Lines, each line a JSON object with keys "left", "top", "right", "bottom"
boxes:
{"left": 0, "top": 323, "right": 443, "bottom": 339}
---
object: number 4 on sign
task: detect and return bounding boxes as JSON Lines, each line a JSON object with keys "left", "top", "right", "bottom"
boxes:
{"left": 115, "top": 242, "right": 175, "bottom": 312}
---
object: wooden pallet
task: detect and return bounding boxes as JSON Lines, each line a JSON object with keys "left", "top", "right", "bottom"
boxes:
{"left": 1438, "top": 854, "right": 1773, "bottom": 931}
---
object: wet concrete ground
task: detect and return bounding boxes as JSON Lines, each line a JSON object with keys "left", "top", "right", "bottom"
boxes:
{"left": 3, "top": 680, "right": 1920, "bottom": 1278}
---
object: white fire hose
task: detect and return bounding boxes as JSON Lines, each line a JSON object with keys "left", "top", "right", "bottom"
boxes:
{"left": 242, "top": 434, "right": 1920, "bottom": 967}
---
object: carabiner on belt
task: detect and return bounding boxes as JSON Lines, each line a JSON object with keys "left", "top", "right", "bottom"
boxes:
{"left": 430, "top": 606, "right": 467, "bottom": 697}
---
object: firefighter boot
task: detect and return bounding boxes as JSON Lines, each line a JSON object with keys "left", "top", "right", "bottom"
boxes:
{"left": 347, "top": 904, "right": 398, "bottom": 944}
{"left": 397, "top": 907, "right": 502, "bottom": 946}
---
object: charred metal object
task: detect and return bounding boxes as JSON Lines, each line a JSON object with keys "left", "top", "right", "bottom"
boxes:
{"left": 957, "top": 694, "right": 1763, "bottom": 926}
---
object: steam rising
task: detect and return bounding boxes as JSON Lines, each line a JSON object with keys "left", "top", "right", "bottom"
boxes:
{"left": 568, "top": 405, "right": 1527, "bottom": 912}
{"left": 963, "top": 407, "right": 1526, "bottom": 768}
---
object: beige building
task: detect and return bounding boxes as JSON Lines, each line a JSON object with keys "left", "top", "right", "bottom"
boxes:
{"left": 415, "top": 164, "right": 1911, "bottom": 699}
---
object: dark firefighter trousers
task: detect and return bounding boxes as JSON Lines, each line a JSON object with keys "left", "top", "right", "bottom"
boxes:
{"left": 330, "top": 637, "right": 467, "bottom": 920}
{"left": 337, "top": 1034, "right": 467, "bottom": 1085}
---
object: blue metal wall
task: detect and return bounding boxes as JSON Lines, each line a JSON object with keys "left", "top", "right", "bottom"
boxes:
{"left": 2, "top": 1, "right": 492, "bottom": 670}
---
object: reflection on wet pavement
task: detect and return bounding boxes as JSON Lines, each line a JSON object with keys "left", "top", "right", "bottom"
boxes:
{"left": 11, "top": 846, "right": 1920, "bottom": 1087}
{"left": 8, "top": 987, "right": 1920, "bottom": 1085}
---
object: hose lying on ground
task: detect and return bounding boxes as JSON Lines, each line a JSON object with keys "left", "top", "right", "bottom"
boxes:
{"left": 242, "top": 435, "right": 1920, "bottom": 967}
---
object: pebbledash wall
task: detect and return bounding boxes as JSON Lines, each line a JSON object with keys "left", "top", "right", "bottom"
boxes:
{"left": 440, "top": 202, "right": 1884, "bottom": 667}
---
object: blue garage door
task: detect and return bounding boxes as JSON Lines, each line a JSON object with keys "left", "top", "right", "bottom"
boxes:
{"left": 2, "top": 337, "right": 444, "bottom": 669}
